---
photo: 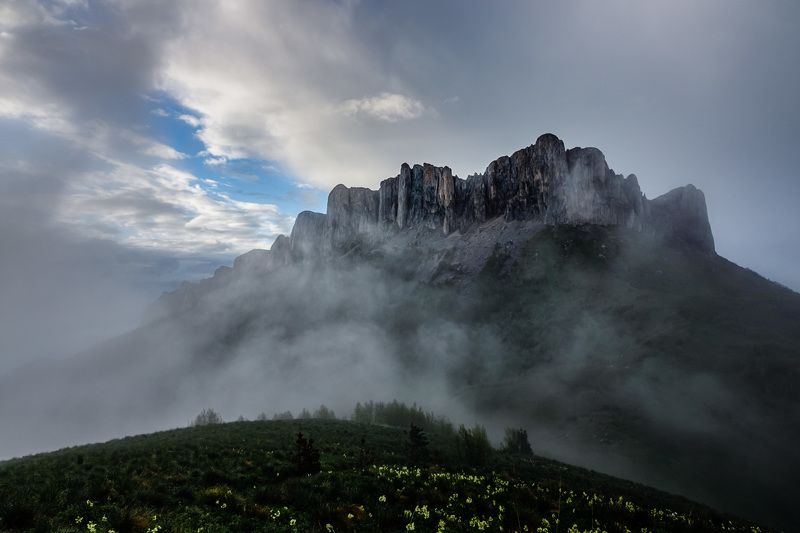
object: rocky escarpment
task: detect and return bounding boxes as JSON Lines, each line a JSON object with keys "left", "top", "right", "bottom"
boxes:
{"left": 285, "top": 133, "right": 714, "bottom": 258}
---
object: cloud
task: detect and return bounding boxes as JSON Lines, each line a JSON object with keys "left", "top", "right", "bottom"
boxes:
{"left": 0, "top": 2, "right": 293, "bottom": 259}
{"left": 141, "top": 141, "right": 187, "bottom": 160}
{"left": 203, "top": 155, "right": 227, "bottom": 166}
{"left": 154, "top": 0, "right": 447, "bottom": 188}
{"left": 0, "top": 0, "right": 799, "bottom": 381}
{"left": 341, "top": 92, "right": 427, "bottom": 122}
{"left": 59, "top": 161, "right": 293, "bottom": 255}
{"left": 178, "top": 113, "right": 201, "bottom": 127}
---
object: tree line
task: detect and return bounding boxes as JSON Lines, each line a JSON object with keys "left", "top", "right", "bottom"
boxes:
{"left": 190, "top": 400, "right": 533, "bottom": 465}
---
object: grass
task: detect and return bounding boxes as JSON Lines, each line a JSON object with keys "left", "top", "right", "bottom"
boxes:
{"left": 0, "top": 418, "right": 767, "bottom": 532}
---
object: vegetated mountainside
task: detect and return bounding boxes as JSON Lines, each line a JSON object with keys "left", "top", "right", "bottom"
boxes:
{"left": 0, "top": 134, "right": 798, "bottom": 529}
{"left": 0, "top": 418, "right": 768, "bottom": 532}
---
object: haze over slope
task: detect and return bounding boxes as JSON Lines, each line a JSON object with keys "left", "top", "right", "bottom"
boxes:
{"left": 1, "top": 134, "right": 798, "bottom": 529}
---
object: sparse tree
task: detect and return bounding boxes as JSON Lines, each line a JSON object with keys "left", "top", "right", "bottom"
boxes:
{"left": 297, "top": 408, "right": 312, "bottom": 419}
{"left": 256, "top": 412, "right": 268, "bottom": 421}
{"left": 350, "top": 400, "right": 454, "bottom": 437}
{"left": 457, "top": 424, "right": 492, "bottom": 467}
{"left": 192, "top": 408, "right": 223, "bottom": 427}
{"left": 272, "top": 410, "right": 294, "bottom": 420}
{"left": 502, "top": 427, "right": 532, "bottom": 455}
{"left": 313, "top": 404, "right": 336, "bottom": 420}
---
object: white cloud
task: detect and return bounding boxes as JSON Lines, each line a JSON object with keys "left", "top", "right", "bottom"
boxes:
{"left": 0, "top": 3, "right": 295, "bottom": 260}
{"left": 341, "top": 92, "right": 427, "bottom": 122}
{"left": 141, "top": 142, "right": 186, "bottom": 160}
{"left": 203, "top": 155, "right": 227, "bottom": 166}
{"left": 155, "top": 0, "right": 441, "bottom": 189}
{"left": 178, "top": 113, "right": 201, "bottom": 127}
{"left": 59, "top": 162, "right": 293, "bottom": 255}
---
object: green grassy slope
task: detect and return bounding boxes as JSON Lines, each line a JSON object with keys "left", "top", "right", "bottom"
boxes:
{"left": 0, "top": 419, "right": 767, "bottom": 532}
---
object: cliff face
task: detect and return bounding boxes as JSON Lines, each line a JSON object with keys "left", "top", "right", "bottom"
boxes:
{"left": 284, "top": 133, "right": 714, "bottom": 258}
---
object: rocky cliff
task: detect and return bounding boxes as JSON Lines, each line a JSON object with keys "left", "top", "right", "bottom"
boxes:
{"left": 156, "top": 133, "right": 715, "bottom": 314}
{"left": 284, "top": 133, "right": 714, "bottom": 260}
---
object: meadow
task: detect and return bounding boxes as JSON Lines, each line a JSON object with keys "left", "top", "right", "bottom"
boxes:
{"left": 0, "top": 413, "right": 766, "bottom": 532}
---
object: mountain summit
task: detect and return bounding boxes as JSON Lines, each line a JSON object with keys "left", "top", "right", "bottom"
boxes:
{"left": 287, "top": 133, "right": 714, "bottom": 259}
{"left": 171, "top": 133, "right": 715, "bottom": 298}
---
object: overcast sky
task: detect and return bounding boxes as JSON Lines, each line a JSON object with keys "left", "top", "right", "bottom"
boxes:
{"left": 1, "top": 0, "right": 799, "bottom": 369}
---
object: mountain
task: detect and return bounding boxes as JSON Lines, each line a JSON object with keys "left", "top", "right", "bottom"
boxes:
{"left": 1, "top": 134, "right": 798, "bottom": 530}
{"left": 160, "top": 133, "right": 714, "bottom": 312}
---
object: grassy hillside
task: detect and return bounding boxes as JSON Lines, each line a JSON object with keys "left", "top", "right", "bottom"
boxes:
{"left": 0, "top": 418, "right": 766, "bottom": 532}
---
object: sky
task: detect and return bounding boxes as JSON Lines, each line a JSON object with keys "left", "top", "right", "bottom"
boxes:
{"left": 1, "top": 0, "right": 799, "bottom": 369}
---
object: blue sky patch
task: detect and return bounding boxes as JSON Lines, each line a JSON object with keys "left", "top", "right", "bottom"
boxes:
{"left": 145, "top": 93, "right": 327, "bottom": 217}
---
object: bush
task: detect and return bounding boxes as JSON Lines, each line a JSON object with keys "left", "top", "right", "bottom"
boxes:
{"left": 192, "top": 408, "right": 223, "bottom": 426}
{"left": 502, "top": 427, "right": 532, "bottom": 455}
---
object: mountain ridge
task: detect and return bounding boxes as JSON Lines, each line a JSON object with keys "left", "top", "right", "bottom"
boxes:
{"left": 160, "top": 133, "right": 716, "bottom": 308}
{"left": 288, "top": 133, "right": 714, "bottom": 261}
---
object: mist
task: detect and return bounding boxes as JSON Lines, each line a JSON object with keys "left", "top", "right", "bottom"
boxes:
{"left": 0, "top": 258, "right": 476, "bottom": 459}
{"left": 2, "top": 2, "right": 799, "bottom": 530}
{"left": 2, "top": 218, "right": 797, "bottom": 529}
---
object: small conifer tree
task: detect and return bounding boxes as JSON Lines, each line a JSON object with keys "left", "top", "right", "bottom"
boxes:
{"left": 293, "top": 432, "right": 321, "bottom": 475}
{"left": 407, "top": 423, "right": 430, "bottom": 463}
